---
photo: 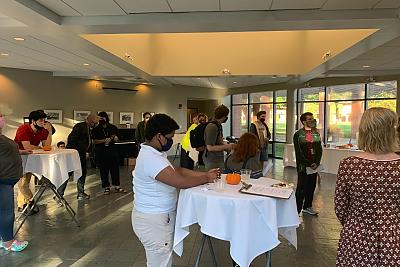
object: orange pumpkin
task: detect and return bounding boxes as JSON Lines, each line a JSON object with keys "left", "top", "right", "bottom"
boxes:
{"left": 226, "top": 173, "right": 241, "bottom": 185}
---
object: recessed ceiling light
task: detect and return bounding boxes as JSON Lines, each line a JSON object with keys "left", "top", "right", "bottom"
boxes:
{"left": 0, "top": 53, "right": 9, "bottom": 56}
{"left": 271, "top": 75, "right": 277, "bottom": 79}
{"left": 83, "top": 63, "right": 90, "bottom": 66}
{"left": 197, "top": 78, "right": 201, "bottom": 80}
{"left": 233, "top": 81, "right": 237, "bottom": 84}
{"left": 362, "top": 65, "right": 371, "bottom": 68}
{"left": 13, "top": 37, "right": 25, "bottom": 41}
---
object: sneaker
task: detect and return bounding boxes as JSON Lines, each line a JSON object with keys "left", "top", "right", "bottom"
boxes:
{"left": 3, "top": 240, "right": 28, "bottom": 252}
{"left": 52, "top": 196, "right": 63, "bottom": 207}
{"left": 77, "top": 192, "right": 90, "bottom": 200}
{"left": 302, "top": 207, "right": 319, "bottom": 216}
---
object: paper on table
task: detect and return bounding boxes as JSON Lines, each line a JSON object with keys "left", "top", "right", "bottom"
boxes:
{"left": 32, "top": 149, "right": 52, "bottom": 154}
{"left": 306, "top": 164, "right": 324, "bottom": 175}
{"left": 239, "top": 184, "right": 293, "bottom": 199}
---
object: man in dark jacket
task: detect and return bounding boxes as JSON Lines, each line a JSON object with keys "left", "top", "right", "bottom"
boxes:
{"left": 135, "top": 112, "right": 152, "bottom": 145}
{"left": 58, "top": 114, "right": 98, "bottom": 200}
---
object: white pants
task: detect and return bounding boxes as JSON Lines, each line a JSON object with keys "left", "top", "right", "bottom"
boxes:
{"left": 132, "top": 209, "right": 176, "bottom": 267}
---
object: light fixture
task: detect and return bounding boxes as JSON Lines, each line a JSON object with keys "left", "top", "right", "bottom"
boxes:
{"left": 222, "top": 69, "right": 231, "bottom": 75}
{"left": 271, "top": 75, "right": 277, "bottom": 79}
{"left": 13, "top": 37, "right": 25, "bottom": 41}
{"left": 83, "top": 63, "right": 90, "bottom": 66}
{"left": 0, "top": 53, "right": 9, "bottom": 56}
{"left": 197, "top": 78, "right": 201, "bottom": 80}
{"left": 362, "top": 65, "right": 371, "bottom": 68}
{"left": 233, "top": 81, "right": 237, "bottom": 84}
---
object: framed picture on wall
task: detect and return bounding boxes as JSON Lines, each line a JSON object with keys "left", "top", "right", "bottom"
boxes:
{"left": 97, "top": 111, "right": 114, "bottom": 124}
{"left": 74, "top": 110, "right": 91, "bottom": 124}
{"left": 119, "top": 112, "right": 134, "bottom": 124}
{"left": 44, "top": 109, "right": 63, "bottom": 124}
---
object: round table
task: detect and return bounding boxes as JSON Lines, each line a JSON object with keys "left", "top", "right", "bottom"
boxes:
{"left": 173, "top": 177, "right": 299, "bottom": 267}
{"left": 22, "top": 148, "right": 82, "bottom": 189}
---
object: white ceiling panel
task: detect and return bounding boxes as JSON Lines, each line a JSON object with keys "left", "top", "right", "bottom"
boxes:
{"left": 271, "top": 0, "right": 325, "bottom": 10}
{"left": 169, "top": 0, "right": 219, "bottom": 12}
{"left": 220, "top": 0, "right": 271, "bottom": 11}
{"left": 62, "top": 0, "right": 126, "bottom": 16}
{"left": 35, "top": 0, "right": 81, "bottom": 16}
{"left": 373, "top": 0, "right": 400, "bottom": 8}
{"left": 115, "top": 0, "right": 171, "bottom": 13}
{"left": 322, "top": 0, "right": 380, "bottom": 10}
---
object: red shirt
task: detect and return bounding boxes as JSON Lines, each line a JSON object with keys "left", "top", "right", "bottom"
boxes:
{"left": 14, "top": 124, "right": 49, "bottom": 150}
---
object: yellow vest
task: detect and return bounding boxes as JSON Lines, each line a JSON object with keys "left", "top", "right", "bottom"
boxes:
{"left": 181, "top": 123, "right": 198, "bottom": 151}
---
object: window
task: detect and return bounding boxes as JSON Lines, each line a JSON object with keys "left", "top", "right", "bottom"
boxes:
{"left": 297, "top": 81, "right": 397, "bottom": 146}
{"left": 232, "top": 90, "right": 288, "bottom": 158}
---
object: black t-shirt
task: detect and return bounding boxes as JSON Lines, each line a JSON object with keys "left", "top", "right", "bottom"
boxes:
{"left": 91, "top": 123, "right": 118, "bottom": 151}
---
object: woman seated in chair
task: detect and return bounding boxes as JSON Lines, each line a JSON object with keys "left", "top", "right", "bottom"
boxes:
{"left": 225, "top": 133, "right": 262, "bottom": 174}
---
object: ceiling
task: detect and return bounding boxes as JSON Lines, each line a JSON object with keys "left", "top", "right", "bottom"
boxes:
{"left": 0, "top": 0, "right": 400, "bottom": 89}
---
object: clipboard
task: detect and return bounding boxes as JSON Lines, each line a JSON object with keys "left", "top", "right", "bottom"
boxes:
{"left": 239, "top": 182, "right": 293, "bottom": 199}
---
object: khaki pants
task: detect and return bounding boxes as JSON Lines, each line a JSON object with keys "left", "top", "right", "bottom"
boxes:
{"left": 17, "top": 173, "right": 33, "bottom": 208}
{"left": 132, "top": 209, "right": 176, "bottom": 267}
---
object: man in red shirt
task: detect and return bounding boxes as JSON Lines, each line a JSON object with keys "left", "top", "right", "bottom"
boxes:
{"left": 14, "top": 110, "right": 52, "bottom": 213}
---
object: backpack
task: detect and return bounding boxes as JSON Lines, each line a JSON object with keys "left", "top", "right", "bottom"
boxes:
{"left": 190, "top": 122, "right": 218, "bottom": 149}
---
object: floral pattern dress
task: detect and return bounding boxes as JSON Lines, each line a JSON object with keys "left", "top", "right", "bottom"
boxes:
{"left": 335, "top": 156, "right": 400, "bottom": 267}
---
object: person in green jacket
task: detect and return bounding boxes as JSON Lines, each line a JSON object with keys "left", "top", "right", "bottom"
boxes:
{"left": 135, "top": 112, "right": 152, "bottom": 145}
{"left": 293, "top": 112, "right": 322, "bottom": 216}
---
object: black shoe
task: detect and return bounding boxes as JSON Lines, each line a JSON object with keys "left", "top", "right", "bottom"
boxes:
{"left": 26, "top": 201, "right": 39, "bottom": 215}
{"left": 17, "top": 204, "right": 27, "bottom": 212}
{"left": 77, "top": 192, "right": 90, "bottom": 200}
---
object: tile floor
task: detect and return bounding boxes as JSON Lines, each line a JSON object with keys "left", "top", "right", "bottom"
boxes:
{"left": 0, "top": 159, "right": 340, "bottom": 267}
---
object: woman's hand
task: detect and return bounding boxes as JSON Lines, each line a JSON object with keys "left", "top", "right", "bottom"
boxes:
{"left": 19, "top": 149, "right": 33, "bottom": 155}
{"left": 205, "top": 168, "right": 220, "bottom": 183}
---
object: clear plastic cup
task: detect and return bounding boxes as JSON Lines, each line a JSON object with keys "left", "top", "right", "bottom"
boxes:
{"left": 214, "top": 178, "right": 225, "bottom": 192}
{"left": 240, "top": 169, "right": 252, "bottom": 182}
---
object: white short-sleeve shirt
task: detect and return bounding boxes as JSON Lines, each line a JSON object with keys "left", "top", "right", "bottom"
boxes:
{"left": 133, "top": 144, "right": 177, "bottom": 213}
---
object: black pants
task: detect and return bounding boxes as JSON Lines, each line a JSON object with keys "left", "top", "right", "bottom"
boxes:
{"left": 57, "top": 151, "right": 87, "bottom": 196}
{"left": 96, "top": 149, "right": 120, "bottom": 188}
{"left": 295, "top": 172, "right": 317, "bottom": 213}
{"left": 198, "top": 150, "right": 205, "bottom": 166}
{"left": 180, "top": 147, "right": 194, "bottom": 170}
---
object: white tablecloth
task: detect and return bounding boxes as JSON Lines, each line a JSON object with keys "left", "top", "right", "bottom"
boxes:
{"left": 283, "top": 144, "right": 363, "bottom": 174}
{"left": 173, "top": 178, "right": 299, "bottom": 267}
{"left": 21, "top": 149, "right": 82, "bottom": 189}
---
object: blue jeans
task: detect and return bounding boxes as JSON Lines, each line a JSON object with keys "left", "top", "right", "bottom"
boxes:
{"left": 0, "top": 179, "right": 18, "bottom": 242}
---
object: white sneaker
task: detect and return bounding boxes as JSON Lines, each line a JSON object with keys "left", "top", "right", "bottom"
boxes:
{"left": 302, "top": 207, "right": 319, "bottom": 216}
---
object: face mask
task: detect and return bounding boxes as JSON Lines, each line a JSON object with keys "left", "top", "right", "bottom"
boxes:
{"left": 259, "top": 118, "right": 265, "bottom": 122}
{"left": 99, "top": 119, "right": 106, "bottom": 125}
{"left": 34, "top": 121, "right": 44, "bottom": 130}
{"left": 0, "top": 116, "right": 5, "bottom": 129}
{"left": 306, "top": 119, "right": 317, "bottom": 128}
{"left": 222, "top": 117, "right": 228, "bottom": 123}
{"left": 159, "top": 135, "right": 173, "bottom": 152}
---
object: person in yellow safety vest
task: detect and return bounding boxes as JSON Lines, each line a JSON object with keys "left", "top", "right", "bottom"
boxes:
{"left": 180, "top": 113, "right": 208, "bottom": 169}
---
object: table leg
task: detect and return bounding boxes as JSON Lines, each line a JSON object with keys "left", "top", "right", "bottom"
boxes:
{"left": 14, "top": 180, "right": 47, "bottom": 237}
{"left": 266, "top": 250, "right": 272, "bottom": 267}
{"left": 207, "top": 235, "right": 218, "bottom": 267}
{"left": 49, "top": 184, "right": 80, "bottom": 227}
{"left": 194, "top": 234, "right": 218, "bottom": 267}
{"left": 194, "top": 234, "right": 206, "bottom": 267}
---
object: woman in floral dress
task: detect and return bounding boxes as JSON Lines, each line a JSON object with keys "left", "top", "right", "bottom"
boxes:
{"left": 335, "top": 107, "right": 400, "bottom": 267}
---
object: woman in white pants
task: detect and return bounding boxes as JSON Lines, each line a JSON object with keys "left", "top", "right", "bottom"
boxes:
{"left": 132, "top": 114, "right": 218, "bottom": 267}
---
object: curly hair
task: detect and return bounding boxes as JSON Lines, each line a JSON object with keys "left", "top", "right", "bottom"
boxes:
{"left": 233, "top": 133, "right": 260, "bottom": 162}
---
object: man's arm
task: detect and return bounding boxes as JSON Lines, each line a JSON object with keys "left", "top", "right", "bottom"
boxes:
{"left": 21, "top": 141, "right": 41, "bottom": 150}
{"left": 205, "top": 124, "right": 232, "bottom": 152}
{"left": 156, "top": 166, "right": 218, "bottom": 189}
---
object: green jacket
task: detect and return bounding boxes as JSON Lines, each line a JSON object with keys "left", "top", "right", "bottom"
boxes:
{"left": 135, "top": 121, "right": 146, "bottom": 144}
{"left": 293, "top": 128, "right": 322, "bottom": 173}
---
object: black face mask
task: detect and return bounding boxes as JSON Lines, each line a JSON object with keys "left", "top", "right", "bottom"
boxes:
{"left": 33, "top": 122, "right": 43, "bottom": 130}
{"left": 99, "top": 119, "right": 106, "bottom": 125}
{"left": 259, "top": 118, "right": 265, "bottom": 122}
{"left": 222, "top": 117, "right": 228, "bottom": 123}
